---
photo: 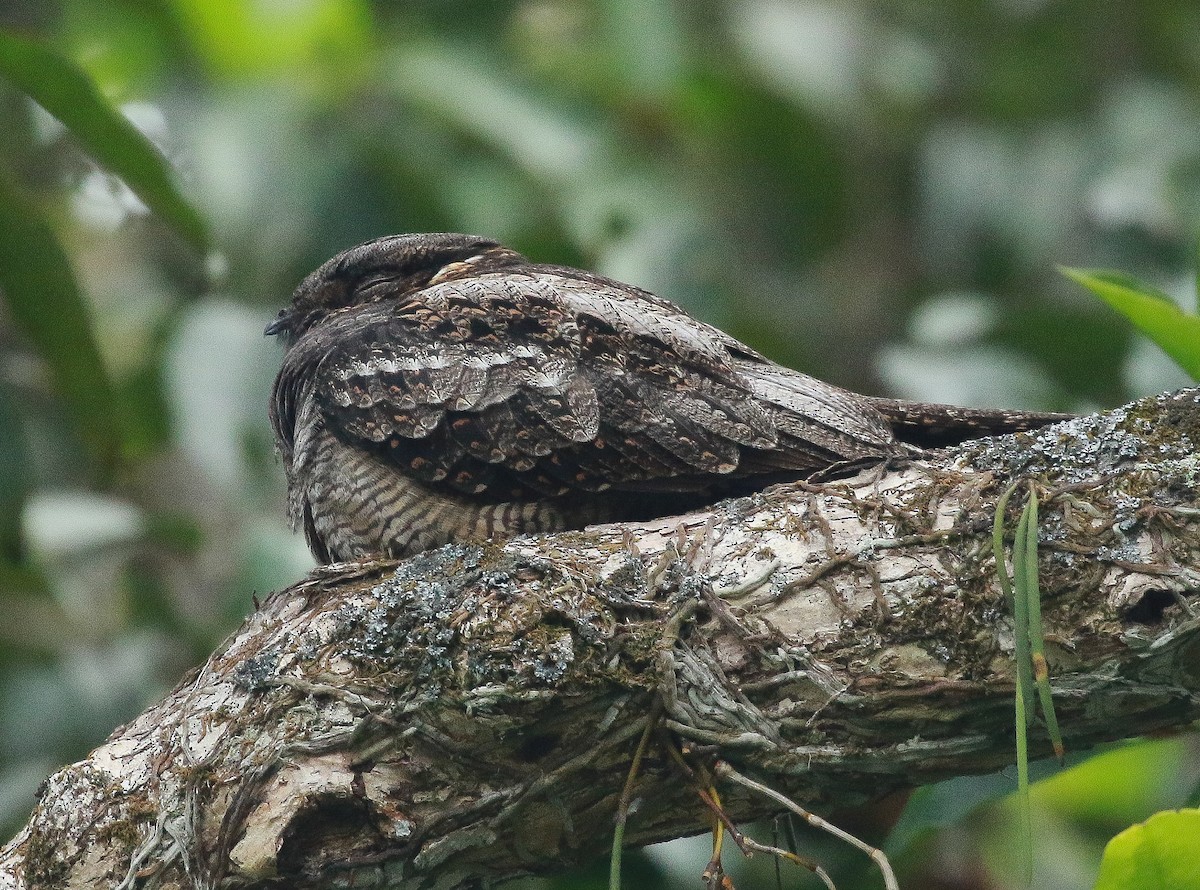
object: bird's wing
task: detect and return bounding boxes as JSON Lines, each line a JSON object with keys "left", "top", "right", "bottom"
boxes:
{"left": 285, "top": 268, "right": 896, "bottom": 502}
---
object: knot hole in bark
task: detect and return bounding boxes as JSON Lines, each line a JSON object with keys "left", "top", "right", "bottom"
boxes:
{"left": 1124, "top": 588, "right": 1181, "bottom": 626}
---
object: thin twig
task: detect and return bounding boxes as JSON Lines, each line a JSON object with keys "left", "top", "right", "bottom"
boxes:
{"left": 714, "top": 760, "right": 899, "bottom": 890}
{"left": 703, "top": 785, "right": 728, "bottom": 890}
{"left": 661, "top": 739, "right": 837, "bottom": 887}
{"left": 738, "top": 834, "right": 835, "bottom": 890}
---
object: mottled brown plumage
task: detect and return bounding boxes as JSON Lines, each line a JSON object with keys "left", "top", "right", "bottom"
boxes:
{"left": 268, "top": 233, "right": 1068, "bottom": 563}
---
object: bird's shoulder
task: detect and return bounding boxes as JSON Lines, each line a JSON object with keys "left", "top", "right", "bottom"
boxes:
{"left": 290, "top": 262, "right": 759, "bottom": 406}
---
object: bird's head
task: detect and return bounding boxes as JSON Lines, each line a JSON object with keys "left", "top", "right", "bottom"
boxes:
{"left": 265, "top": 233, "right": 514, "bottom": 344}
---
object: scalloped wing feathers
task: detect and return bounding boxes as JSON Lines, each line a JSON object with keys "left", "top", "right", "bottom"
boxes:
{"left": 273, "top": 267, "right": 898, "bottom": 511}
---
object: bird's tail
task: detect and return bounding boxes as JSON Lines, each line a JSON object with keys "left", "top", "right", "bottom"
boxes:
{"left": 864, "top": 397, "right": 1074, "bottom": 449}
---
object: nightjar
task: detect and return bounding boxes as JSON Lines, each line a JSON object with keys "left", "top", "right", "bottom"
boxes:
{"left": 267, "top": 233, "right": 1066, "bottom": 563}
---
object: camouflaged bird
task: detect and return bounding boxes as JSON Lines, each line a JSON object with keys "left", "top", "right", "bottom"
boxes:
{"left": 267, "top": 233, "right": 1068, "bottom": 564}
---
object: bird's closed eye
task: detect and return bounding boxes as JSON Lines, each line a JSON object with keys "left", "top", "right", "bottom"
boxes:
{"left": 358, "top": 276, "right": 400, "bottom": 294}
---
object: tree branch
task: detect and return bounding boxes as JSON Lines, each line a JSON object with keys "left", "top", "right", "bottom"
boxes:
{"left": 3, "top": 390, "right": 1199, "bottom": 889}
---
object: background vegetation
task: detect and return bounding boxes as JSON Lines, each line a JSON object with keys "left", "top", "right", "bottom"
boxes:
{"left": 2, "top": 1, "right": 1199, "bottom": 887}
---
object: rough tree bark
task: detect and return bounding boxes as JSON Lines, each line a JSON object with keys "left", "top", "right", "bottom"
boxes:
{"left": 2, "top": 390, "right": 1199, "bottom": 890}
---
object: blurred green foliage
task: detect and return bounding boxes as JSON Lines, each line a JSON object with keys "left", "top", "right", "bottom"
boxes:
{"left": 2, "top": 1, "right": 1199, "bottom": 887}
{"left": 1063, "top": 266, "right": 1200, "bottom": 380}
{"left": 1094, "top": 808, "right": 1200, "bottom": 890}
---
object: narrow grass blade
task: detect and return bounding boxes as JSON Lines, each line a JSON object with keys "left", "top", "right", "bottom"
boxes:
{"left": 1022, "top": 491, "right": 1064, "bottom": 761}
{"left": 1011, "top": 497, "right": 1036, "bottom": 727}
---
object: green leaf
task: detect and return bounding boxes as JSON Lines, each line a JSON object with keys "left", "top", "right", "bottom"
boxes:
{"left": 0, "top": 30, "right": 208, "bottom": 250}
{"left": 1061, "top": 267, "right": 1200, "bottom": 382}
{"left": 1094, "top": 809, "right": 1200, "bottom": 890}
{"left": 0, "top": 173, "right": 124, "bottom": 480}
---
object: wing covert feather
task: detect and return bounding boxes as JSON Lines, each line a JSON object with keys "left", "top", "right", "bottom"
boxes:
{"left": 291, "top": 268, "right": 898, "bottom": 503}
